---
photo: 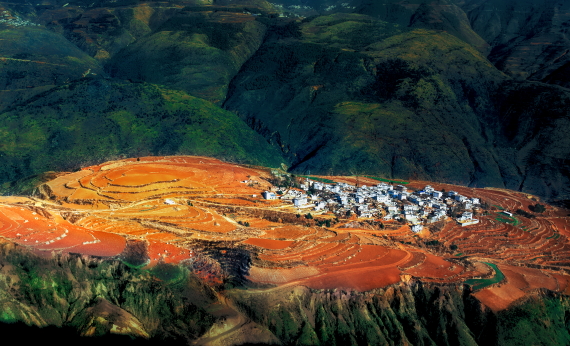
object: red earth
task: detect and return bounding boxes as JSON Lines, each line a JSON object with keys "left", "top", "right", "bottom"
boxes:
{"left": 0, "top": 155, "right": 567, "bottom": 311}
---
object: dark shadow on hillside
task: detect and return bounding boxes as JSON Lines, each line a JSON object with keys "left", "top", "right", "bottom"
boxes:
{"left": 0, "top": 322, "right": 187, "bottom": 346}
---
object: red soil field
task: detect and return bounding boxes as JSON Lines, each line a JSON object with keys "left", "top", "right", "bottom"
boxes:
{"left": 474, "top": 284, "right": 527, "bottom": 312}
{"left": 261, "top": 226, "right": 312, "bottom": 240}
{"left": 497, "top": 264, "right": 559, "bottom": 291}
{"left": 68, "top": 231, "right": 126, "bottom": 257}
{"left": 247, "top": 266, "right": 320, "bottom": 284}
{"left": 301, "top": 266, "right": 402, "bottom": 291}
{"left": 243, "top": 238, "right": 295, "bottom": 250}
{"left": 0, "top": 156, "right": 568, "bottom": 310}
{"left": 203, "top": 198, "right": 257, "bottom": 206}
{"left": 147, "top": 240, "right": 193, "bottom": 266}
{"left": 404, "top": 254, "right": 463, "bottom": 280}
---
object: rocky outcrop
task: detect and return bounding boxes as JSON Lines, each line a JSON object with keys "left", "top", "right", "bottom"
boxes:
{"left": 0, "top": 243, "right": 569, "bottom": 345}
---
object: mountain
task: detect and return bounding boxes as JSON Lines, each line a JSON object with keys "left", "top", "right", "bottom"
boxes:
{"left": 0, "top": 23, "right": 104, "bottom": 110}
{"left": 106, "top": 3, "right": 273, "bottom": 104}
{"left": 0, "top": 78, "right": 285, "bottom": 183}
{"left": 223, "top": 13, "right": 570, "bottom": 199}
{"left": 460, "top": 0, "right": 570, "bottom": 82}
{"left": 0, "top": 0, "right": 568, "bottom": 200}
{"left": 2, "top": 243, "right": 570, "bottom": 345}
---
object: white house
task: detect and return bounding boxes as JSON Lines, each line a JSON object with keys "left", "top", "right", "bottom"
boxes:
{"left": 387, "top": 205, "right": 398, "bottom": 214}
{"left": 262, "top": 191, "right": 277, "bottom": 200}
{"left": 293, "top": 198, "right": 308, "bottom": 207}
{"left": 315, "top": 201, "right": 326, "bottom": 211}
{"left": 374, "top": 194, "right": 389, "bottom": 203}
{"left": 455, "top": 195, "right": 467, "bottom": 202}
{"left": 411, "top": 225, "right": 423, "bottom": 233}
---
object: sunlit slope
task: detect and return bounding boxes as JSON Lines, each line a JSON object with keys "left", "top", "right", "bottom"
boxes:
{"left": 225, "top": 23, "right": 506, "bottom": 185}
{"left": 107, "top": 5, "right": 270, "bottom": 104}
{"left": 0, "top": 79, "right": 284, "bottom": 183}
{"left": 0, "top": 26, "right": 104, "bottom": 111}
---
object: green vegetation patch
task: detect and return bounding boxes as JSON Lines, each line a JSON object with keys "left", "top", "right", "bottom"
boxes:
{"left": 300, "top": 13, "right": 402, "bottom": 50}
{"left": 495, "top": 214, "right": 520, "bottom": 226}
{"left": 497, "top": 294, "right": 570, "bottom": 345}
{"left": 464, "top": 262, "right": 505, "bottom": 291}
{"left": 298, "top": 175, "right": 336, "bottom": 184}
{"left": 0, "top": 79, "right": 284, "bottom": 185}
{"left": 364, "top": 176, "right": 409, "bottom": 185}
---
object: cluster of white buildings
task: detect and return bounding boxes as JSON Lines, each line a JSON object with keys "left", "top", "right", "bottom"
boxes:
{"left": 263, "top": 179, "right": 482, "bottom": 231}
{"left": 0, "top": 11, "right": 39, "bottom": 27}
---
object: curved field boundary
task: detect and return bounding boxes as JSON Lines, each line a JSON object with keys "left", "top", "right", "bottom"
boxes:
{"left": 464, "top": 262, "right": 505, "bottom": 291}
{"left": 364, "top": 176, "right": 409, "bottom": 185}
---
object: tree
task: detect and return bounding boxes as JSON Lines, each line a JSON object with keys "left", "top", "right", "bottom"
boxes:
{"left": 305, "top": 213, "right": 313, "bottom": 219}
{"left": 534, "top": 203, "right": 546, "bottom": 213}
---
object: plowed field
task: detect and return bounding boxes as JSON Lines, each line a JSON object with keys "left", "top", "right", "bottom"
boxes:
{"left": 0, "top": 155, "right": 567, "bottom": 311}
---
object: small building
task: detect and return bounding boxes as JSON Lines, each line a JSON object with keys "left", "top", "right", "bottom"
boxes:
{"left": 387, "top": 205, "right": 399, "bottom": 214}
{"left": 374, "top": 194, "right": 389, "bottom": 203}
{"left": 411, "top": 225, "right": 423, "bottom": 233}
{"left": 458, "top": 218, "right": 479, "bottom": 227}
{"left": 164, "top": 199, "right": 176, "bottom": 205}
{"left": 293, "top": 198, "right": 308, "bottom": 207}
{"left": 432, "top": 191, "right": 443, "bottom": 199}
{"left": 424, "top": 185, "right": 434, "bottom": 193}
{"left": 502, "top": 211, "right": 513, "bottom": 217}
{"left": 262, "top": 191, "right": 276, "bottom": 200}
{"left": 315, "top": 201, "right": 326, "bottom": 210}
{"left": 359, "top": 211, "right": 373, "bottom": 218}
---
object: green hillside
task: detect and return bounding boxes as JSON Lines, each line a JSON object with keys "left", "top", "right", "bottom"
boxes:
{"left": 0, "top": 79, "right": 284, "bottom": 183}
{"left": 224, "top": 24, "right": 506, "bottom": 185}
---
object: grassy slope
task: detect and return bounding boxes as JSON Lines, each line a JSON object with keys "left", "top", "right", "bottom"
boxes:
{"left": 0, "top": 78, "right": 284, "bottom": 184}
{"left": 108, "top": 10, "right": 267, "bottom": 104}
{"left": 225, "top": 18, "right": 507, "bottom": 185}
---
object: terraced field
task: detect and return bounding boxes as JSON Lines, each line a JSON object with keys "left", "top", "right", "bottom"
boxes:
{"left": 0, "top": 156, "right": 568, "bottom": 312}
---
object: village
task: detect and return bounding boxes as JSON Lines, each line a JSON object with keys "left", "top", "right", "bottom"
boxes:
{"left": 261, "top": 176, "right": 482, "bottom": 233}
